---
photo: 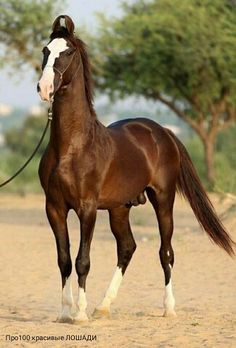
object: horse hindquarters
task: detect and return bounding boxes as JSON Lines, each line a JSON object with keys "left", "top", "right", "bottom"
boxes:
{"left": 146, "top": 185, "right": 177, "bottom": 317}
{"left": 147, "top": 128, "right": 180, "bottom": 316}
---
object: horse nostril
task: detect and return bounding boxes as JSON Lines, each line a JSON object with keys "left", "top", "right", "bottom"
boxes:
{"left": 37, "top": 83, "right": 41, "bottom": 93}
{"left": 49, "top": 84, "right": 53, "bottom": 91}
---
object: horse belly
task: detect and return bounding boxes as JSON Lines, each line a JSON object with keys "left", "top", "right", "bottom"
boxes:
{"left": 98, "top": 152, "right": 151, "bottom": 209}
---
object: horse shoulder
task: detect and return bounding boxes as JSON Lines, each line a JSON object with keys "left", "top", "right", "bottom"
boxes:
{"left": 38, "top": 145, "right": 56, "bottom": 193}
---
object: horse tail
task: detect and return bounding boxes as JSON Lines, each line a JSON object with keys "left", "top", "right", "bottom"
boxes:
{"left": 167, "top": 130, "right": 235, "bottom": 257}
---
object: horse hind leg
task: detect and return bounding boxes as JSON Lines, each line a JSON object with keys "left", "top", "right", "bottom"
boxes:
{"left": 147, "top": 186, "right": 176, "bottom": 317}
{"left": 94, "top": 206, "right": 136, "bottom": 317}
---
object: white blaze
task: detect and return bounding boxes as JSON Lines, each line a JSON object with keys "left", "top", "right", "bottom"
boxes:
{"left": 38, "top": 38, "right": 68, "bottom": 101}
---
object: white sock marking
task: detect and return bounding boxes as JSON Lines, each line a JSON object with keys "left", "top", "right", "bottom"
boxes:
{"left": 78, "top": 287, "right": 87, "bottom": 312}
{"left": 62, "top": 276, "right": 73, "bottom": 306}
{"left": 99, "top": 267, "right": 123, "bottom": 309}
{"left": 59, "top": 275, "right": 74, "bottom": 319}
{"left": 164, "top": 278, "right": 175, "bottom": 312}
{"left": 74, "top": 287, "right": 88, "bottom": 321}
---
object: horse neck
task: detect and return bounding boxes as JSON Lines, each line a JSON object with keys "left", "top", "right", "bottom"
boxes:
{"left": 50, "top": 71, "right": 96, "bottom": 157}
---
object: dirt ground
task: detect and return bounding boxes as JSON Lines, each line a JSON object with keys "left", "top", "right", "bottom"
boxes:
{"left": 0, "top": 193, "right": 235, "bottom": 348}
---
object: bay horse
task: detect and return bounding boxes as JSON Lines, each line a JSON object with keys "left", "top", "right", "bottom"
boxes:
{"left": 37, "top": 15, "right": 235, "bottom": 323}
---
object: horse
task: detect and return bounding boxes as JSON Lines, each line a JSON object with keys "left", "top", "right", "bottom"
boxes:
{"left": 37, "top": 15, "right": 235, "bottom": 323}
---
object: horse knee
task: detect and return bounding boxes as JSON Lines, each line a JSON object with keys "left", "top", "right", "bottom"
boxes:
{"left": 75, "top": 256, "right": 90, "bottom": 278}
{"left": 58, "top": 251, "right": 72, "bottom": 279}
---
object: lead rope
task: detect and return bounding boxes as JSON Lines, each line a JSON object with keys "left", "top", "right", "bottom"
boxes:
{"left": 0, "top": 103, "right": 53, "bottom": 188}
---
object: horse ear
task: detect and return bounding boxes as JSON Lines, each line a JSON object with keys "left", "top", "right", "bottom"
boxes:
{"left": 52, "top": 15, "right": 75, "bottom": 36}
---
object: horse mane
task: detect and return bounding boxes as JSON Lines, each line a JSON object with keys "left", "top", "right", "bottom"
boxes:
{"left": 50, "top": 30, "right": 96, "bottom": 117}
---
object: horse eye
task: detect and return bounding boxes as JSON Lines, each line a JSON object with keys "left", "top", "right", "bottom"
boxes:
{"left": 66, "top": 48, "right": 75, "bottom": 56}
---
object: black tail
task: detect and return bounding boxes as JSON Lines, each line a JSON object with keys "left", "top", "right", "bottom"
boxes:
{"left": 168, "top": 130, "right": 235, "bottom": 257}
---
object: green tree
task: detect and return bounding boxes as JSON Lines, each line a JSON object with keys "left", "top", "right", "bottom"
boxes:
{"left": 0, "top": 0, "right": 64, "bottom": 72}
{"left": 94, "top": 0, "right": 236, "bottom": 186}
{"left": 0, "top": 114, "right": 48, "bottom": 193}
{"left": 4, "top": 114, "right": 49, "bottom": 157}
{"left": 216, "top": 124, "right": 236, "bottom": 169}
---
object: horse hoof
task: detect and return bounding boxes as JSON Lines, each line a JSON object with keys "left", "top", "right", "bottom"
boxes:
{"left": 56, "top": 316, "right": 74, "bottom": 324}
{"left": 93, "top": 307, "right": 110, "bottom": 318}
{"left": 163, "top": 309, "right": 177, "bottom": 318}
{"left": 73, "top": 312, "right": 89, "bottom": 324}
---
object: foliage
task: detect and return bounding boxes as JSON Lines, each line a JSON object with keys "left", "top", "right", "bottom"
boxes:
{"left": 0, "top": 114, "right": 49, "bottom": 194}
{"left": 216, "top": 124, "right": 236, "bottom": 169}
{"left": 93, "top": 0, "right": 236, "bottom": 184}
{"left": 95, "top": 0, "right": 236, "bottom": 107}
{"left": 0, "top": 0, "right": 65, "bottom": 72}
{"left": 0, "top": 151, "right": 42, "bottom": 194}
{"left": 4, "top": 114, "right": 49, "bottom": 156}
{"left": 184, "top": 137, "right": 207, "bottom": 186}
{"left": 185, "top": 133, "right": 236, "bottom": 194}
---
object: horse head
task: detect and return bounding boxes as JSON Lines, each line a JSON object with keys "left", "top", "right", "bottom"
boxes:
{"left": 37, "top": 15, "right": 80, "bottom": 102}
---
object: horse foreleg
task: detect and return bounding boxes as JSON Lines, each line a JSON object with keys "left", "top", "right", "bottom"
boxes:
{"left": 94, "top": 206, "right": 136, "bottom": 317}
{"left": 46, "top": 201, "right": 74, "bottom": 323}
{"left": 74, "top": 205, "right": 97, "bottom": 323}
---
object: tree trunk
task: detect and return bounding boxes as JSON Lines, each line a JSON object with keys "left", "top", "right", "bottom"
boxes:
{"left": 203, "top": 137, "right": 216, "bottom": 188}
{"left": 153, "top": 94, "right": 235, "bottom": 189}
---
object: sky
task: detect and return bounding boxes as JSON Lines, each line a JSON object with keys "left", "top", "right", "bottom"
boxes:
{"left": 0, "top": 0, "right": 123, "bottom": 109}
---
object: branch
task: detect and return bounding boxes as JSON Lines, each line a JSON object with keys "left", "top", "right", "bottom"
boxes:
{"left": 169, "top": 74, "right": 203, "bottom": 115}
{"left": 217, "top": 105, "right": 236, "bottom": 132}
{"left": 209, "top": 89, "right": 230, "bottom": 130}
{"left": 147, "top": 91, "right": 207, "bottom": 140}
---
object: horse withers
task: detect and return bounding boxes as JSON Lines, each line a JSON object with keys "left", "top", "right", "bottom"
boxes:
{"left": 37, "top": 15, "right": 235, "bottom": 323}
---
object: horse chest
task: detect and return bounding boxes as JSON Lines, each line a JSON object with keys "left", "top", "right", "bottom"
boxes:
{"left": 45, "top": 161, "right": 77, "bottom": 199}
{"left": 49, "top": 160, "right": 100, "bottom": 203}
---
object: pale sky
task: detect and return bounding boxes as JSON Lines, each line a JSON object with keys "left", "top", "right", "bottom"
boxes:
{"left": 0, "top": 0, "right": 123, "bottom": 108}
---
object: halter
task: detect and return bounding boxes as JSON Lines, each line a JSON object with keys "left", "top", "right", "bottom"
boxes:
{"left": 44, "top": 48, "right": 81, "bottom": 84}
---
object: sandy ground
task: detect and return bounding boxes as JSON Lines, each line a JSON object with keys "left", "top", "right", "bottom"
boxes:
{"left": 0, "top": 193, "right": 235, "bottom": 348}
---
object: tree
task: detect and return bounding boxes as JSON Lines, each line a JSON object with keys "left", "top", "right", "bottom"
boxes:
{"left": 4, "top": 114, "right": 48, "bottom": 157}
{"left": 0, "top": 0, "right": 64, "bottom": 72}
{"left": 93, "top": 0, "right": 236, "bottom": 186}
